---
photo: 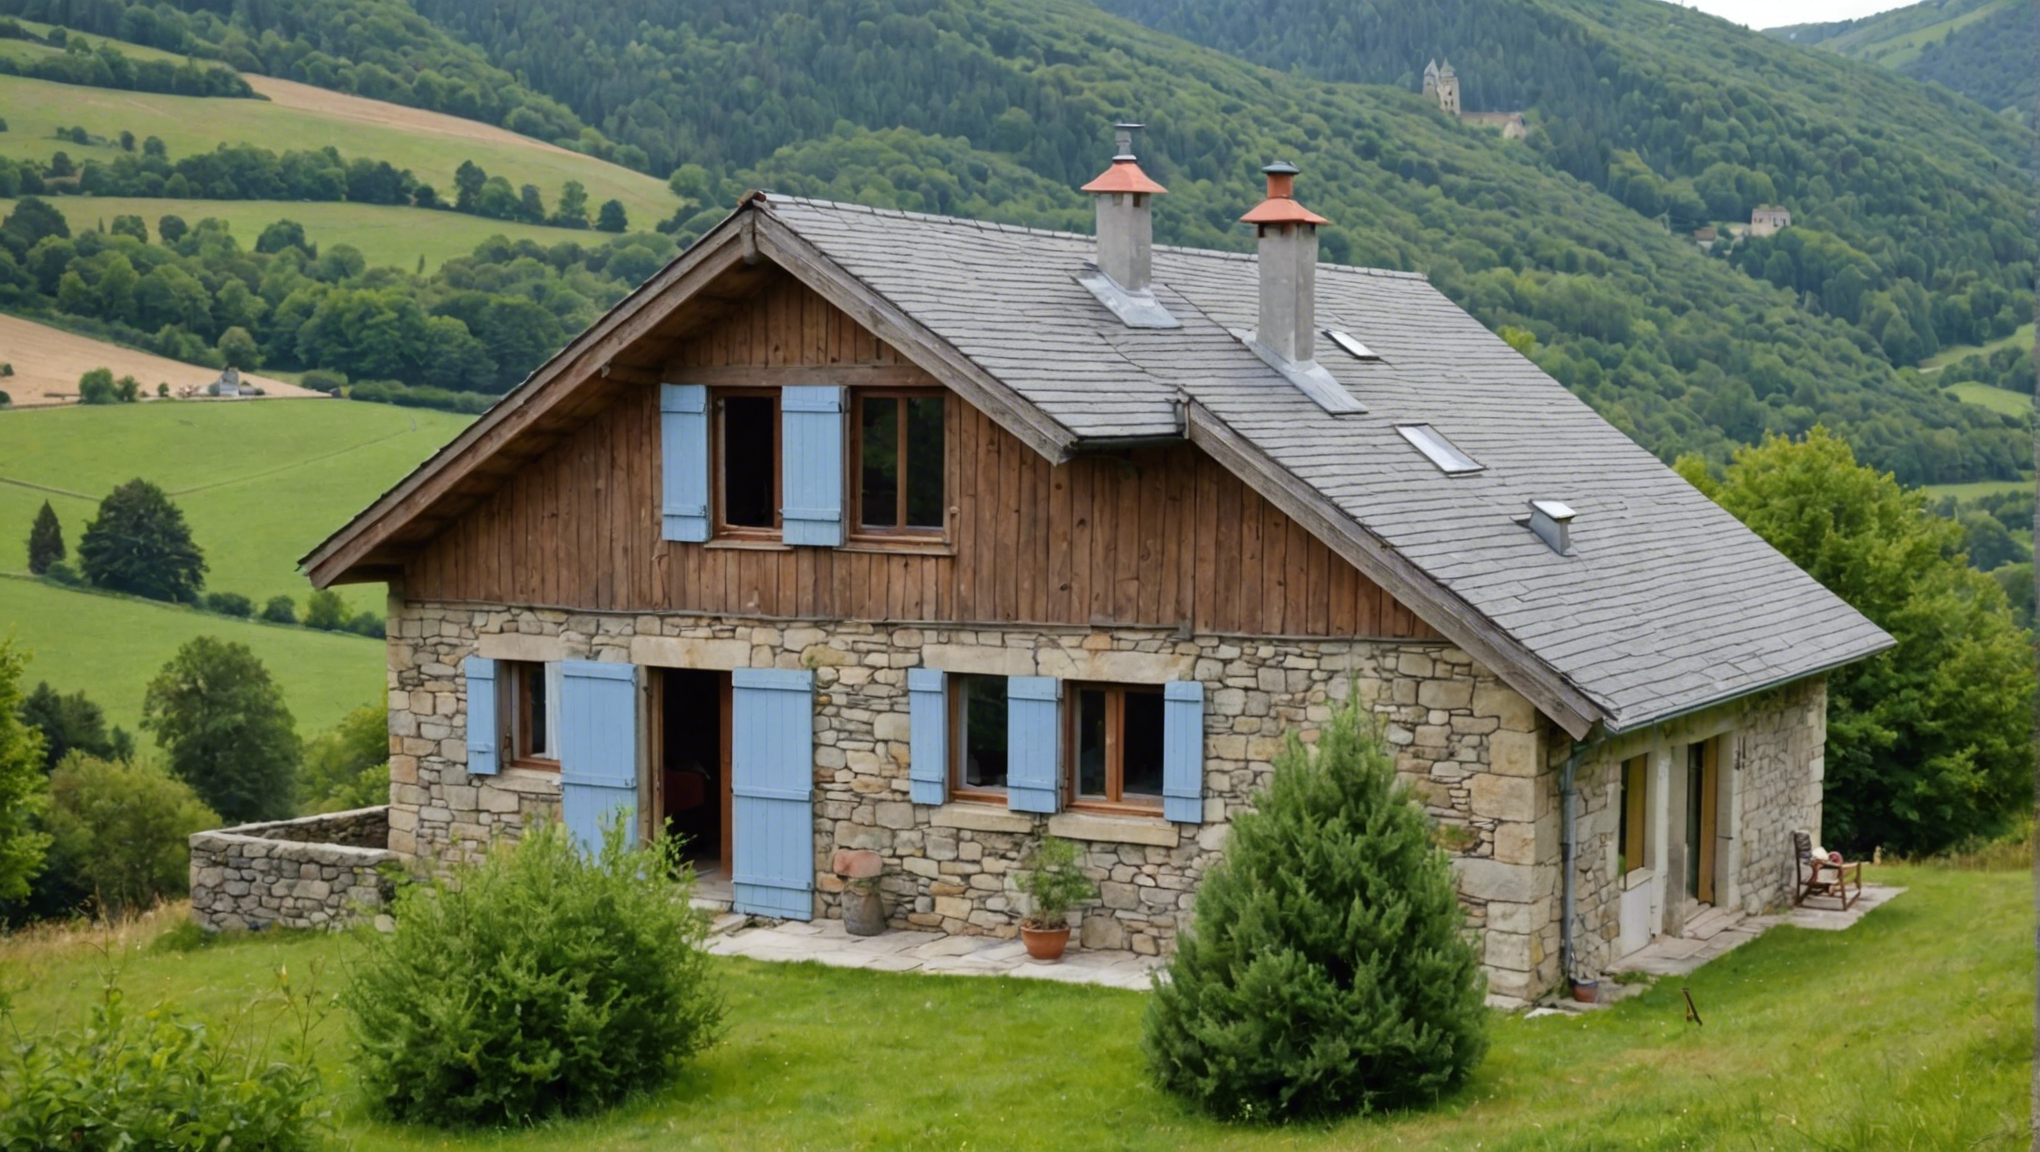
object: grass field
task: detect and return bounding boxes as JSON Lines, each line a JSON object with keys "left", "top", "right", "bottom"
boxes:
{"left": 1, "top": 861, "right": 2028, "bottom": 1150}
{"left": 0, "top": 399, "right": 471, "bottom": 614}
{"left": 1921, "top": 321, "right": 2035, "bottom": 370}
{"left": 0, "top": 66, "right": 675, "bottom": 264}
{"left": 0, "top": 577, "right": 383, "bottom": 738}
{"left": 0, "top": 17, "right": 193, "bottom": 66}
{"left": 1922, "top": 478, "right": 2034, "bottom": 501}
{"left": 0, "top": 311, "right": 321, "bottom": 408}
{"left": 0, "top": 194, "right": 628, "bottom": 272}
{"left": 1944, "top": 381, "right": 2033, "bottom": 417}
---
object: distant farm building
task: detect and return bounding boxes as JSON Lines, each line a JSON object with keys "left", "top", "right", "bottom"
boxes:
{"left": 1749, "top": 205, "right": 1792, "bottom": 237}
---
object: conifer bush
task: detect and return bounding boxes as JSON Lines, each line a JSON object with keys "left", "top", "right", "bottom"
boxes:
{"left": 1142, "top": 699, "right": 1487, "bottom": 1122}
{"left": 342, "top": 818, "right": 724, "bottom": 1128}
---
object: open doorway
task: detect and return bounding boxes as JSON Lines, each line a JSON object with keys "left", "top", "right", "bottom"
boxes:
{"left": 654, "top": 669, "right": 730, "bottom": 879}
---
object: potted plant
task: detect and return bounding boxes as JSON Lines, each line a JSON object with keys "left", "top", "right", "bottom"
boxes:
{"left": 1016, "top": 836, "right": 1097, "bottom": 961}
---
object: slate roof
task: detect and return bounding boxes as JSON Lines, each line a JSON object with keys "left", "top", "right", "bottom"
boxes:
{"left": 763, "top": 194, "right": 1893, "bottom": 733}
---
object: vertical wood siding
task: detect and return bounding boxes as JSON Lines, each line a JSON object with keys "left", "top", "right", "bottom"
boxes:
{"left": 405, "top": 275, "right": 1439, "bottom": 640}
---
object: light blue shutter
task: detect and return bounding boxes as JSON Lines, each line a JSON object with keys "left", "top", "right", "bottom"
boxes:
{"left": 907, "top": 668, "right": 947, "bottom": 805}
{"left": 463, "top": 656, "right": 498, "bottom": 777}
{"left": 1006, "top": 676, "right": 1061, "bottom": 814}
{"left": 780, "top": 385, "right": 845, "bottom": 546}
{"left": 558, "top": 660, "right": 639, "bottom": 856}
{"left": 731, "top": 668, "right": 815, "bottom": 920}
{"left": 660, "top": 383, "right": 709, "bottom": 542}
{"left": 1163, "top": 681, "right": 1206, "bottom": 824}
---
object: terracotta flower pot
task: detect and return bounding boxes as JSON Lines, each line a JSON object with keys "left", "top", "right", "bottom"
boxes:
{"left": 1021, "top": 923, "right": 1071, "bottom": 961}
{"left": 1570, "top": 979, "right": 1599, "bottom": 1004}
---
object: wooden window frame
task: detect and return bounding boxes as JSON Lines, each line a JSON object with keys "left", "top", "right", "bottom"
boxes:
{"left": 503, "top": 660, "right": 558, "bottom": 771}
{"left": 947, "top": 673, "right": 1007, "bottom": 805}
{"left": 1618, "top": 754, "right": 1647, "bottom": 876}
{"left": 712, "top": 387, "right": 781, "bottom": 540}
{"left": 1065, "top": 682, "right": 1164, "bottom": 816}
{"left": 849, "top": 388, "right": 947, "bottom": 543}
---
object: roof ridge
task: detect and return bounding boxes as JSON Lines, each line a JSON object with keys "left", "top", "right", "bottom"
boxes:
{"left": 760, "top": 192, "right": 1429, "bottom": 281}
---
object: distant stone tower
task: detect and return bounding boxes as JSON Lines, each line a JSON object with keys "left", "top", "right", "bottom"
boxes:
{"left": 1435, "top": 59, "right": 1460, "bottom": 115}
{"left": 1423, "top": 58, "right": 1440, "bottom": 101}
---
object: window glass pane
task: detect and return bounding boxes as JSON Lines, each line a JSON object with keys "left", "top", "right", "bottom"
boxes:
{"left": 860, "top": 396, "right": 899, "bottom": 528}
{"left": 1075, "top": 688, "right": 1108, "bottom": 799}
{"left": 1121, "top": 690, "right": 1164, "bottom": 799}
{"left": 905, "top": 395, "right": 945, "bottom": 529}
{"left": 525, "top": 664, "right": 548, "bottom": 758}
{"left": 723, "top": 395, "right": 775, "bottom": 528}
{"left": 957, "top": 675, "right": 1008, "bottom": 790}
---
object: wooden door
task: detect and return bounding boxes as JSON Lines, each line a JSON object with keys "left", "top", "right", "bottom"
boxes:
{"left": 1686, "top": 740, "right": 1719, "bottom": 905}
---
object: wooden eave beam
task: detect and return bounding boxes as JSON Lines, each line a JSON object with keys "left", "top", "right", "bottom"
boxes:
{"left": 750, "top": 212, "right": 1078, "bottom": 466}
{"left": 300, "top": 215, "right": 756, "bottom": 588}
{"left": 1185, "top": 402, "right": 1603, "bottom": 739}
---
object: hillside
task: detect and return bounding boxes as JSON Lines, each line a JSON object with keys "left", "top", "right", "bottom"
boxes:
{"left": 0, "top": 311, "right": 315, "bottom": 406}
{"left": 0, "top": 399, "right": 472, "bottom": 735}
{"left": 1768, "top": 0, "right": 2035, "bottom": 119}
{"left": 323, "top": 0, "right": 2031, "bottom": 485}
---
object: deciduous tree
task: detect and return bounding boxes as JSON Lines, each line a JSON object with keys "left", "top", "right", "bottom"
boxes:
{"left": 77, "top": 479, "right": 206, "bottom": 603}
{"left": 1680, "top": 428, "right": 2034, "bottom": 855}
{"left": 0, "top": 641, "right": 50, "bottom": 902}
{"left": 142, "top": 637, "right": 299, "bottom": 824}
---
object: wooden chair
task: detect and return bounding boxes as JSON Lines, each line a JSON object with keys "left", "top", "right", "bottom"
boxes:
{"left": 1792, "top": 829, "right": 1862, "bottom": 911}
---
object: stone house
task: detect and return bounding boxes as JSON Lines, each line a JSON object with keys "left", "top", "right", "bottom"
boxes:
{"left": 301, "top": 142, "right": 1889, "bottom": 1004}
{"left": 1749, "top": 204, "right": 1793, "bottom": 237}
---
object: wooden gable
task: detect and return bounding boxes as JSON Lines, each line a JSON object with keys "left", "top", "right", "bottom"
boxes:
{"left": 404, "top": 272, "right": 1438, "bottom": 640}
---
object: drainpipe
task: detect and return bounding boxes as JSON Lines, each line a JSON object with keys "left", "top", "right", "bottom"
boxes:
{"left": 1559, "top": 731, "right": 1604, "bottom": 990}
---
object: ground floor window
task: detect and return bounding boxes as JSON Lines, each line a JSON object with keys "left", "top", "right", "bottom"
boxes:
{"left": 504, "top": 660, "right": 558, "bottom": 767}
{"left": 1068, "top": 683, "right": 1164, "bottom": 812}
{"left": 950, "top": 674, "right": 1008, "bottom": 800}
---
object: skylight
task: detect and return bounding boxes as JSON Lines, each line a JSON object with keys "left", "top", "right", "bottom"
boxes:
{"left": 1396, "top": 424, "right": 1484, "bottom": 475}
{"left": 1325, "top": 329, "right": 1381, "bottom": 360}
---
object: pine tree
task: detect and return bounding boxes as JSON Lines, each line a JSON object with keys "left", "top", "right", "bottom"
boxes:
{"left": 26, "top": 500, "right": 63, "bottom": 575}
{"left": 1142, "top": 699, "right": 1488, "bottom": 1122}
{"left": 76, "top": 479, "right": 206, "bottom": 603}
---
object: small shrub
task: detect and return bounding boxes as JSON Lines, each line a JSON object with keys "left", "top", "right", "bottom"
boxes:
{"left": 41, "top": 753, "right": 220, "bottom": 917}
{"left": 0, "top": 970, "right": 326, "bottom": 1150}
{"left": 344, "top": 818, "right": 724, "bottom": 1127}
{"left": 302, "top": 588, "right": 347, "bottom": 631}
{"left": 205, "top": 590, "right": 255, "bottom": 617}
{"left": 0, "top": 363, "right": 11, "bottom": 376}
{"left": 345, "top": 610, "right": 386, "bottom": 638}
{"left": 1016, "top": 835, "right": 1095, "bottom": 929}
{"left": 261, "top": 595, "right": 296, "bottom": 624}
{"left": 40, "top": 561, "right": 80, "bottom": 586}
{"left": 1142, "top": 699, "right": 1488, "bottom": 1122}
{"left": 299, "top": 369, "right": 346, "bottom": 394}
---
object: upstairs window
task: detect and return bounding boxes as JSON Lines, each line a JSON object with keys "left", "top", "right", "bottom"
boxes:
{"left": 1068, "top": 682, "right": 1164, "bottom": 812}
{"left": 717, "top": 390, "right": 779, "bottom": 535}
{"left": 854, "top": 391, "right": 945, "bottom": 536}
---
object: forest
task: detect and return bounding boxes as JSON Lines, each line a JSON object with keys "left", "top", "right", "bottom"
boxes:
{"left": 0, "top": 0, "right": 2030, "bottom": 491}
{"left": 0, "top": 197, "right": 669, "bottom": 392}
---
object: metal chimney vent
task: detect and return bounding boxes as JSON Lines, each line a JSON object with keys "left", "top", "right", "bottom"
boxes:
{"left": 1526, "top": 499, "right": 1576, "bottom": 555}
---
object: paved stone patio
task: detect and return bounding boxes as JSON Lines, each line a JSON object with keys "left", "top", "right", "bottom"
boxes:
{"left": 704, "top": 916, "right": 1163, "bottom": 990}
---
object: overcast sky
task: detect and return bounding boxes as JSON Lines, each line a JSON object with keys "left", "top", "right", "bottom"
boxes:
{"left": 1673, "top": 0, "right": 1909, "bottom": 28}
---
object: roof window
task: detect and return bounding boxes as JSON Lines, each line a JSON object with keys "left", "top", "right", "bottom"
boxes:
{"left": 1326, "top": 330, "right": 1380, "bottom": 360}
{"left": 1395, "top": 423, "right": 1483, "bottom": 475}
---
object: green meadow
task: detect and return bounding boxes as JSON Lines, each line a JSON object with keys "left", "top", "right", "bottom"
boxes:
{"left": 1921, "top": 321, "right": 2036, "bottom": 370}
{"left": 0, "top": 399, "right": 469, "bottom": 735}
{"left": 1, "top": 862, "right": 2028, "bottom": 1150}
{"left": 0, "top": 576, "right": 382, "bottom": 738}
{"left": 0, "top": 194, "right": 609, "bottom": 272}
{"left": 1944, "top": 381, "right": 2033, "bottom": 418}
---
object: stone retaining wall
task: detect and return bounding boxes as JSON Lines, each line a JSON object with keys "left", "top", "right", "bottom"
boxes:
{"left": 189, "top": 806, "right": 397, "bottom": 931}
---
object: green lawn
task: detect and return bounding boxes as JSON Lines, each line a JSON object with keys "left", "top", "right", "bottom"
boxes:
{"left": 1, "top": 864, "right": 2029, "bottom": 1150}
{"left": 1945, "top": 381, "right": 2033, "bottom": 418}
{"left": 0, "top": 17, "right": 194, "bottom": 65}
{"left": 0, "top": 577, "right": 384, "bottom": 738}
{"left": 0, "top": 194, "right": 623, "bottom": 272}
{"left": 0, "top": 399, "right": 470, "bottom": 615}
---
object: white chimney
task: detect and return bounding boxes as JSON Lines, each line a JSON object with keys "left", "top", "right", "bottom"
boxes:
{"left": 1240, "top": 162, "right": 1328, "bottom": 364}
{"left": 1077, "top": 123, "right": 1178, "bottom": 329}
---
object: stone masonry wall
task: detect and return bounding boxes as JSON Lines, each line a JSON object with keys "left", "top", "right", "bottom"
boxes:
{"left": 189, "top": 807, "right": 396, "bottom": 931}
{"left": 387, "top": 597, "right": 1560, "bottom": 1002}
{"left": 1566, "top": 677, "right": 1827, "bottom": 977}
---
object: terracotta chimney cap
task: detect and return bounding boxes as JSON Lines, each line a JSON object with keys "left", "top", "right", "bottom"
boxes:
{"left": 1082, "top": 158, "right": 1168, "bottom": 195}
{"left": 1240, "top": 161, "right": 1327, "bottom": 225}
